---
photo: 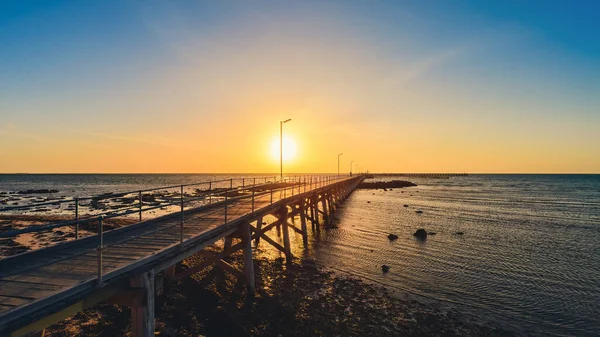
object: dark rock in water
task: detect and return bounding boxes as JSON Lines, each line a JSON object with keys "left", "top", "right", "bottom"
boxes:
{"left": 370, "top": 249, "right": 374, "bottom": 252}
{"left": 387, "top": 234, "right": 399, "bottom": 241}
{"left": 454, "top": 232, "right": 464, "bottom": 235}
{"left": 17, "top": 189, "right": 59, "bottom": 194}
{"left": 413, "top": 229, "right": 427, "bottom": 240}
{"left": 357, "top": 180, "right": 417, "bottom": 190}
{"left": 381, "top": 265, "right": 390, "bottom": 273}
{"left": 428, "top": 232, "right": 437, "bottom": 235}
{"left": 367, "top": 201, "right": 371, "bottom": 203}
{"left": 415, "top": 210, "right": 423, "bottom": 214}
{"left": 403, "top": 204, "right": 409, "bottom": 207}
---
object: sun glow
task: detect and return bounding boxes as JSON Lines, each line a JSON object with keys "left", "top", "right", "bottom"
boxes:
{"left": 271, "top": 136, "right": 297, "bottom": 162}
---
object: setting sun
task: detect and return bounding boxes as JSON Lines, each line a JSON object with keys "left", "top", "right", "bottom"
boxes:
{"left": 271, "top": 136, "right": 297, "bottom": 162}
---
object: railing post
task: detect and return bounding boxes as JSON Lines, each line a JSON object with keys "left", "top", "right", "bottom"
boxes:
{"left": 138, "top": 191, "right": 142, "bottom": 222}
{"left": 242, "top": 178, "right": 245, "bottom": 188}
{"left": 209, "top": 181, "right": 212, "bottom": 204}
{"left": 252, "top": 190, "right": 255, "bottom": 212}
{"left": 270, "top": 183, "right": 273, "bottom": 204}
{"left": 75, "top": 198, "right": 79, "bottom": 239}
{"left": 180, "top": 185, "right": 184, "bottom": 244}
{"left": 224, "top": 193, "right": 228, "bottom": 224}
{"left": 97, "top": 215, "right": 103, "bottom": 286}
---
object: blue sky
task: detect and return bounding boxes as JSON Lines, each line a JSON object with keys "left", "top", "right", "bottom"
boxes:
{"left": 0, "top": 1, "right": 598, "bottom": 173}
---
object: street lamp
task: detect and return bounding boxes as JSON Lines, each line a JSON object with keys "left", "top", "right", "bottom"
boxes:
{"left": 280, "top": 118, "right": 292, "bottom": 179}
{"left": 350, "top": 160, "right": 354, "bottom": 175}
{"left": 337, "top": 153, "right": 343, "bottom": 177}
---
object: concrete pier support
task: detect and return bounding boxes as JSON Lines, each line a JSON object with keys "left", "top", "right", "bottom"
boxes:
{"left": 242, "top": 222, "right": 255, "bottom": 295}
{"left": 130, "top": 271, "right": 155, "bottom": 337}
{"left": 280, "top": 207, "right": 292, "bottom": 262}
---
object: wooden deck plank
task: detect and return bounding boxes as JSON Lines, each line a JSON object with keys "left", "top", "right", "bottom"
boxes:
{"left": 0, "top": 295, "right": 34, "bottom": 308}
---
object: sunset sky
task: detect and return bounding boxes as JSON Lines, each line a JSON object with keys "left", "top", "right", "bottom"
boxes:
{"left": 1, "top": 1, "right": 598, "bottom": 173}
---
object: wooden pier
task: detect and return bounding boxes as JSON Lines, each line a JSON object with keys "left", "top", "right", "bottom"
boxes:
{"left": 0, "top": 175, "right": 364, "bottom": 336}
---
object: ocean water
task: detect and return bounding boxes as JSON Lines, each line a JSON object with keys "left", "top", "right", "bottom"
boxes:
{"left": 299, "top": 175, "right": 600, "bottom": 336}
{"left": 1, "top": 174, "right": 599, "bottom": 335}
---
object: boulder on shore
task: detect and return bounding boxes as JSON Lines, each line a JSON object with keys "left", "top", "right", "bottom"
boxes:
{"left": 415, "top": 210, "right": 423, "bottom": 214}
{"left": 381, "top": 265, "right": 390, "bottom": 273}
{"left": 387, "top": 234, "right": 399, "bottom": 241}
{"left": 357, "top": 180, "right": 417, "bottom": 190}
{"left": 17, "top": 189, "right": 59, "bottom": 194}
{"left": 413, "top": 229, "right": 427, "bottom": 240}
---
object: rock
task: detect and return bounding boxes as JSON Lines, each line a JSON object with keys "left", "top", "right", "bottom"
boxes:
{"left": 387, "top": 234, "right": 399, "bottom": 241}
{"left": 428, "top": 232, "right": 437, "bottom": 235}
{"left": 367, "top": 201, "right": 371, "bottom": 203}
{"left": 454, "top": 232, "right": 464, "bottom": 235}
{"left": 17, "top": 189, "right": 59, "bottom": 194}
{"left": 381, "top": 265, "right": 390, "bottom": 273}
{"left": 161, "top": 326, "right": 178, "bottom": 337}
{"left": 415, "top": 210, "right": 423, "bottom": 214}
{"left": 403, "top": 204, "right": 409, "bottom": 207}
{"left": 383, "top": 188, "right": 388, "bottom": 191}
{"left": 413, "top": 229, "right": 427, "bottom": 240}
{"left": 357, "top": 180, "right": 417, "bottom": 190}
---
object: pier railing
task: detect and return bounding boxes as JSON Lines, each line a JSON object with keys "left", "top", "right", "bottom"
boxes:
{"left": 0, "top": 174, "right": 350, "bottom": 241}
{"left": 1, "top": 174, "right": 358, "bottom": 286}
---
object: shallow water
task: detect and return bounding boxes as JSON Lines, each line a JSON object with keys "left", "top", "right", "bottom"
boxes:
{"left": 1, "top": 174, "right": 599, "bottom": 335}
{"left": 302, "top": 175, "right": 600, "bottom": 336}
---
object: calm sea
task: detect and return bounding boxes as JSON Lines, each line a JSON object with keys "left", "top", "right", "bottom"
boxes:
{"left": 1, "top": 174, "right": 599, "bottom": 335}
{"left": 300, "top": 174, "right": 600, "bottom": 336}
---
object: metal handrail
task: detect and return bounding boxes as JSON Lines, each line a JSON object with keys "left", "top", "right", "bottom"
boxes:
{"left": 0, "top": 174, "right": 343, "bottom": 239}
{"left": 1, "top": 174, "right": 364, "bottom": 288}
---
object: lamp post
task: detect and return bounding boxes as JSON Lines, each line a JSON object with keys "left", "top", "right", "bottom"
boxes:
{"left": 280, "top": 118, "right": 292, "bottom": 179}
{"left": 337, "top": 153, "right": 343, "bottom": 177}
{"left": 350, "top": 160, "right": 354, "bottom": 175}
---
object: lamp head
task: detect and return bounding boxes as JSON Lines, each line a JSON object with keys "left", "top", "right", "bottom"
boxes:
{"left": 282, "top": 118, "right": 292, "bottom": 123}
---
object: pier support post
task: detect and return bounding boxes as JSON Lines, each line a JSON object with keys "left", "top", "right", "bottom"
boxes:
{"left": 254, "top": 216, "right": 263, "bottom": 247}
{"left": 130, "top": 271, "right": 155, "bottom": 337}
{"left": 320, "top": 194, "right": 329, "bottom": 225}
{"left": 242, "top": 222, "right": 255, "bottom": 295}
{"left": 300, "top": 201, "right": 308, "bottom": 247}
{"left": 280, "top": 207, "right": 292, "bottom": 263}
{"left": 313, "top": 196, "right": 320, "bottom": 230}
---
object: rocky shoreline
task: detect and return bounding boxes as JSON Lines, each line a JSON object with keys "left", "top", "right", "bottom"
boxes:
{"left": 42, "top": 246, "right": 513, "bottom": 337}
{"left": 357, "top": 180, "right": 417, "bottom": 189}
